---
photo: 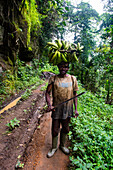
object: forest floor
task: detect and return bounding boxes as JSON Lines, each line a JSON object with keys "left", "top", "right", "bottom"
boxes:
{"left": 0, "top": 81, "right": 69, "bottom": 170}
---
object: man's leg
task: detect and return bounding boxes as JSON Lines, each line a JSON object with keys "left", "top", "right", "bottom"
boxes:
{"left": 47, "top": 119, "right": 60, "bottom": 158}
{"left": 59, "top": 117, "right": 70, "bottom": 154}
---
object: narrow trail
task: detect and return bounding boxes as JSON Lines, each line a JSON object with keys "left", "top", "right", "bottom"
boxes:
{"left": 24, "top": 112, "right": 70, "bottom": 170}
{"left": 0, "top": 80, "right": 70, "bottom": 170}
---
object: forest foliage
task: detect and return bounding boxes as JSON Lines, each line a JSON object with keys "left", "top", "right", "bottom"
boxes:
{"left": 0, "top": 0, "right": 113, "bottom": 168}
{"left": 69, "top": 82, "right": 113, "bottom": 169}
{"left": 1, "top": 0, "right": 112, "bottom": 104}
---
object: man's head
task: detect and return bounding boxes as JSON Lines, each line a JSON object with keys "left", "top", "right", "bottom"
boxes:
{"left": 57, "top": 61, "right": 69, "bottom": 76}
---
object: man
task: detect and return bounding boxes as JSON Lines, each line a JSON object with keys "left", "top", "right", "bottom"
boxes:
{"left": 45, "top": 61, "right": 79, "bottom": 158}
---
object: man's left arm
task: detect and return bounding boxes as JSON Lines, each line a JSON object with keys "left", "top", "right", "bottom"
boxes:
{"left": 72, "top": 75, "right": 79, "bottom": 118}
{"left": 73, "top": 91, "right": 79, "bottom": 118}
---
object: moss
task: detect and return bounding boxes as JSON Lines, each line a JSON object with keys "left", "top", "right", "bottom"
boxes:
{"left": 20, "top": 0, "right": 41, "bottom": 49}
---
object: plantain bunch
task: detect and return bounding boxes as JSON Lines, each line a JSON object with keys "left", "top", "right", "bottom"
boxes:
{"left": 45, "top": 39, "right": 84, "bottom": 65}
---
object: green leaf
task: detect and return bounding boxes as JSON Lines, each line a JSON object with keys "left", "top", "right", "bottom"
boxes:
{"left": 62, "top": 21, "right": 66, "bottom": 26}
{"left": 65, "top": 7, "right": 69, "bottom": 11}
{"left": 73, "top": 146, "right": 78, "bottom": 151}
{"left": 52, "top": 0, "right": 55, "bottom": 6}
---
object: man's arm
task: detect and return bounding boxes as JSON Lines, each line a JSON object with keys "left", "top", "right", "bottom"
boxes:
{"left": 45, "top": 83, "right": 54, "bottom": 112}
{"left": 73, "top": 91, "right": 79, "bottom": 118}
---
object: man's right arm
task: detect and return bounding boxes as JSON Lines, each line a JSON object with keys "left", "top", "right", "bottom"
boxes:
{"left": 45, "top": 83, "right": 54, "bottom": 112}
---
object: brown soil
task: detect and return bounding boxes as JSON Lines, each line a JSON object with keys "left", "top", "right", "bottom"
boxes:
{"left": 0, "top": 82, "right": 70, "bottom": 170}
{"left": 23, "top": 112, "right": 70, "bottom": 170}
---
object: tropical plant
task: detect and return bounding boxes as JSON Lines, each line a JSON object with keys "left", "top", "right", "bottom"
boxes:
{"left": 93, "top": 12, "right": 113, "bottom": 103}
{"left": 69, "top": 83, "right": 113, "bottom": 169}
{"left": 69, "top": 2, "right": 99, "bottom": 85}
{"left": 6, "top": 118, "right": 20, "bottom": 131}
{"left": 15, "top": 160, "right": 24, "bottom": 168}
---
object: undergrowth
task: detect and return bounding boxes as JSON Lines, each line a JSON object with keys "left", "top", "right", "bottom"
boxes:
{"left": 69, "top": 83, "right": 113, "bottom": 170}
{"left": 0, "top": 59, "right": 59, "bottom": 108}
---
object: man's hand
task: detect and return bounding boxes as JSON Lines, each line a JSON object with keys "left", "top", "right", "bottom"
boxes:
{"left": 47, "top": 105, "right": 55, "bottom": 112}
{"left": 75, "top": 111, "right": 79, "bottom": 118}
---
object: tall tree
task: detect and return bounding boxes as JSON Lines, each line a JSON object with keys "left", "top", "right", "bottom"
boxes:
{"left": 36, "top": 0, "right": 72, "bottom": 52}
{"left": 69, "top": 2, "right": 99, "bottom": 86}
{"left": 94, "top": 10, "right": 113, "bottom": 103}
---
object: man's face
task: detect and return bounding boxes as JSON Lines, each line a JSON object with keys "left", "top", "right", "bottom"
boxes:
{"left": 58, "top": 63, "right": 69, "bottom": 76}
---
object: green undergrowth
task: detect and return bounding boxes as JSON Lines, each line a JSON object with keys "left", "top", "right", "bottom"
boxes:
{"left": 40, "top": 63, "right": 59, "bottom": 74}
{"left": 0, "top": 60, "right": 41, "bottom": 108}
{"left": 6, "top": 117, "right": 20, "bottom": 131}
{"left": 40, "top": 82, "right": 48, "bottom": 91}
{"left": 69, "top": 82, "right": 113, "bottom": 170}
{"left": 0, "top": 60, "right": 59, "bottom": 108}
{"left": 20, "top": 79, "right": 44, "bottom": 101}
{"left": 0, "top": 72, "right": 43, "bottom": 108}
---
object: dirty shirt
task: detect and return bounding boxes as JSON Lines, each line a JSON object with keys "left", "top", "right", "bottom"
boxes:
{"left": 48, "top": 74, "right": 79, "bottom": 119}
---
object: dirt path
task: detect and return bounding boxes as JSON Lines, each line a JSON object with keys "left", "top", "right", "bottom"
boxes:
{"left": 0, "top": 82, "right": 70, "bottom": 170}
{"left": 23, "top": 112, "right": 70, "bottom": 170}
